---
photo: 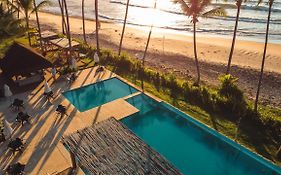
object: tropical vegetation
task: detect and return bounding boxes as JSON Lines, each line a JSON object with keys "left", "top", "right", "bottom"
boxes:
{"left": 11, "top": 0, "right": 49, "bottom": 46}
{"left": 254, "top": 0, "right": 274, "bottom": 112}
{"left": 0, "top": 2, "right": 23, "bottom": 37}
{"left": 173, "top": 0, "right": 226, "bottom": 85}
{"left": 226, "top": 0, "right": 243, "bottom": 74}
{"left": 118, "top": 0, "right": 130, "bottom": 55}
{"left": 0, "top": 0, "right": 280, "bottom": 165}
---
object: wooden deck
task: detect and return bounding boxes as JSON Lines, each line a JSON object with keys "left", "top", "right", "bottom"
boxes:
{"left": 0, "top": 67, "right": 160, "bottom": 174}
{"left": 63, "top": 117, "right": 182, "bottom": 175}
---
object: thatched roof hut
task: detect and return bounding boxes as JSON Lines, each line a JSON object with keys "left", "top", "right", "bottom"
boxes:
{"left": 63, "top": 117, "right": 182, "bottom": 175}
{"left": 0, "top": 42, "right": 52, "bottom": 77}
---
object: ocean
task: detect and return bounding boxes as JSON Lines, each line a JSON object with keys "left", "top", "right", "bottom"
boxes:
{"left": 40, "top": 0, "right": 281, "bottom": 44}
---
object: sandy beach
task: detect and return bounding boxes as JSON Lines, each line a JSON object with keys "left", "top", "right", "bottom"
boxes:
{"left": 30, "top": 12, "right": 281, "bottom": 107}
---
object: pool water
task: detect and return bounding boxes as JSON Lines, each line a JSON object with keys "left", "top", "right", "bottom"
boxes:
{"left": 63, "top": 78, "right": 138, "bottom": 112}
{"left": 122, "top": 94, "right": 281, "bottom": 175}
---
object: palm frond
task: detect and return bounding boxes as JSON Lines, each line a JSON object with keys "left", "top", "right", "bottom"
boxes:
{"left": 31, "top": 0, "right": 50, "bottom": 15}
{"left": 202, "top": 7, "right": 227, "bottom": 17}
{"left": 257, "top": 0, "right": 263, "bottom": 5}
{"left": 4, "top": 0, "right": 21, "bottom": 13}
{"left": 172, "top": 0, "right": 191, "bottom": 15}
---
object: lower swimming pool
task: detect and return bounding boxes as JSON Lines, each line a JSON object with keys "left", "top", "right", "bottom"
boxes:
{"left": 122, "top": 94, "right": 281, "bottom": 175}
{"left": 63, "top": 77, "right": 138, "bottom": 112}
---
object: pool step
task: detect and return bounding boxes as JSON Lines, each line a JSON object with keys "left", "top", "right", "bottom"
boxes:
{"left": 123, "top": 92, "right": 142, "bottom": 100}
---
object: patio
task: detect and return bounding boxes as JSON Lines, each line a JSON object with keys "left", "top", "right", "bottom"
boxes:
{"left": 0, "top": 67, "right": 145, "bottom": 174}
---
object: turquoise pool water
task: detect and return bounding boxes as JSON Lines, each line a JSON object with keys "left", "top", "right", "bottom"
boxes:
{"left": 63, "top": 78, "right": 138, "bottom": 112}
{"left": 122, "top": 94, "right": 281, "bottom": 175}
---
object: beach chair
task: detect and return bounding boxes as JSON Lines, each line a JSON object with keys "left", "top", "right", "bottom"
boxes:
{"left": 43, "top": 91, "right": 54, "bottom": 102}
{"left": 6, "top": 162, "right": 25, "bottom": 175}
{"left": 56, "top": 105, "right": 67, "bottom": 118}
{"left": 7, "top": 138, "right": 24, "bottom": 154}
{"left": 16, "top": 112, "right": 30, "bottom": 126}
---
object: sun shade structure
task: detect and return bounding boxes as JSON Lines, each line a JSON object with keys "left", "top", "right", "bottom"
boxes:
{"left": 63, "top": 117, "right": 182, "bottom": 175}
{"left": 0, "top": 42, "right": 52, "bottom": 77}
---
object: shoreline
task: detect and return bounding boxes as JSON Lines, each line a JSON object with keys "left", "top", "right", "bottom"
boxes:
{"left": 30, "top": 12, "right": 281, "bottom": 107}
{"left": 41, "top": 10, "right": 281, "bottom": 45}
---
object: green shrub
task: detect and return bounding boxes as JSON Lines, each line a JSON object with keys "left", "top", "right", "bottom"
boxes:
{"left": 81, "top": 45, "right": 281, "bottom": 148}
{"left": 218, "top": 74, "right": 248, "bottom": 120}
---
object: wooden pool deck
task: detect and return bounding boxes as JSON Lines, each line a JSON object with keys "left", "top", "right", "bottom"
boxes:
{"left": 63, "top": 117, "right": 182, "bottom": 175}
{"left": 0, "top": 67, "right": 148, "bottom": 175}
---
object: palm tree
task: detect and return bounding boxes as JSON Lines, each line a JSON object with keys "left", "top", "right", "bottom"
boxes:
{"left": 226, "top": 0, "right": 242, "bottom": 74}
{"left": 254, "top": 0, "right": 274, "bottom": 112}
{"left": 94, "top": 0, "right": 100, "bottom": 53}
{"left": 0, "top": 3, "right": 23, "bottom": 37}
{"left": 13, "top": 0, "right": 49, "bottom": 46}
{"left": 58, "top": 0, "right": 66, "bottom": 34}
{"left": 82, "top": 0, "right": 87, "bottom": 44}
{"left": 118, "top": 0, "right": 130, "bottom": 55}
{"left": 173, "top": 0, "right": 226, "bottom": 85}
{"left": 62, "top": 0, "right": 72, "bottom": 55}
{"left": 141, "top": 0, "right": 157, "bottom": 90}
{"left": 33, "top": 0, "right": 43, "bottom": 52}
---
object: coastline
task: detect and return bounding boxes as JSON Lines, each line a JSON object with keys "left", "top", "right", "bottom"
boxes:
{"left": 30, "top": 12, "right": 281, "bottom": 107}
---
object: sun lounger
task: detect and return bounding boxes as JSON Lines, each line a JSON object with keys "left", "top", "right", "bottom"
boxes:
{"left": 6, "top": 162, "right": 25, "bottom": 175}
{"left": 16, "top": 112, "right": 30, "bottom": 126}
{"left": 56, "top": 104, "right": 67, "bottom": 118}
{"left": 8, "top": 138, "right": 24, "bottom": 154}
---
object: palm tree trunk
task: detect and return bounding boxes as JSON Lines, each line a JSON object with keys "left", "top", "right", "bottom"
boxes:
{"left": 63, "top": 0, "right": 72, "bottom": 62}
{"left": 94, "top": 0, "right": 100, "bottom": 53}
{"left": 226, "top": 0, "right": 242, "bottom": 74}
{"left": 17, "top": 3, "right": 20, "bottom": 19}
{"left": 118, "top": 0, "right": 130, "bottom": 56}
{"left": 254, "top": 0, "right": 273, "bottom": 112}
{"left": 33, "top": 0, "right": 44, "bottom": 52}
{"left": 82, "top": 0, "right": 87, "bottom": 44}
{"left": 141, "top": 0, "right": 157, "bottom": 90}
{"left": 193, "top": 21, "right": 200, "bottom": 85}
{"left": 58, "top": 0, "right": 66, "bottom": 34}
{"left": 25, "top": 13, "right": 31, "bottom": 46}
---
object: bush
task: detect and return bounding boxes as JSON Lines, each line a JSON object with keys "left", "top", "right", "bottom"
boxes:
{"left": 218, "top": 74, "right": 248, "bottom": 120}
{"left": 82, "top": 46, "right": 280, "bottom": 144}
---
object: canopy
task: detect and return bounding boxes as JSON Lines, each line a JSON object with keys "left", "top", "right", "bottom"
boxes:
{"left": 0, "top": 42, "right": 52, "bottom": 77}
{"left": 63, "top": 117, "right": 182, "bottom": 175}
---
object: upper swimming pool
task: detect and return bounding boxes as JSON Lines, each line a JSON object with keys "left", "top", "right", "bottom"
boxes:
{"left": 63, "top": 77, "right": 138, "bottom": 112}
{"left": 122, "top": 94, "right": 281, "bottom": 175}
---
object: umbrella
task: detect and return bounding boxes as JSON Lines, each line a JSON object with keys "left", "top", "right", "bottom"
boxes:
{"left": 44, "top": 80, "right": 52, "bottom": 93}
{"left": 4, "top": 84, "right": 12, "bottom": 97}
{"left": 4, "top": 120, "right": 13, "bottom": 139}
{"left": 94, "top": 52, "right": 100, "bottom": 64}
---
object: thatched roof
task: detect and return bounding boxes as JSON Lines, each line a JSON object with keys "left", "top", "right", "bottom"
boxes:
{"left": 63, "top": 117, "right": 182, "bottom": 175}
{"left": 0, "top": 42, "right": 52, "bottom": 77}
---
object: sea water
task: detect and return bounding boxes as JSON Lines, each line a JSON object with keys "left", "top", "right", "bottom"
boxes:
{"left": 39, "top": 0, "right": 281, "bottom": 43}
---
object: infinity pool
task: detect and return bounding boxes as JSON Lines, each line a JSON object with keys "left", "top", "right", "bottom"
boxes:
{"left": 122, "top": 94, "right": 281, "bottom": 175}
{"left": 63, "top": 78, "right": 138, "bottom": 112}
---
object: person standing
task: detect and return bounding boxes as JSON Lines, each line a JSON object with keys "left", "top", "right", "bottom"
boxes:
{"left": 51, "top": 66, "right": 57, "bottom": 81}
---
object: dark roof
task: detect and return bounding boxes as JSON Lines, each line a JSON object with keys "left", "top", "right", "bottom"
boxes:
{"left": 0, "top": 42, "right": 52, "bottom": 77}
{"left": 63, "top": 117, "right": 182, "bottom": 175}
